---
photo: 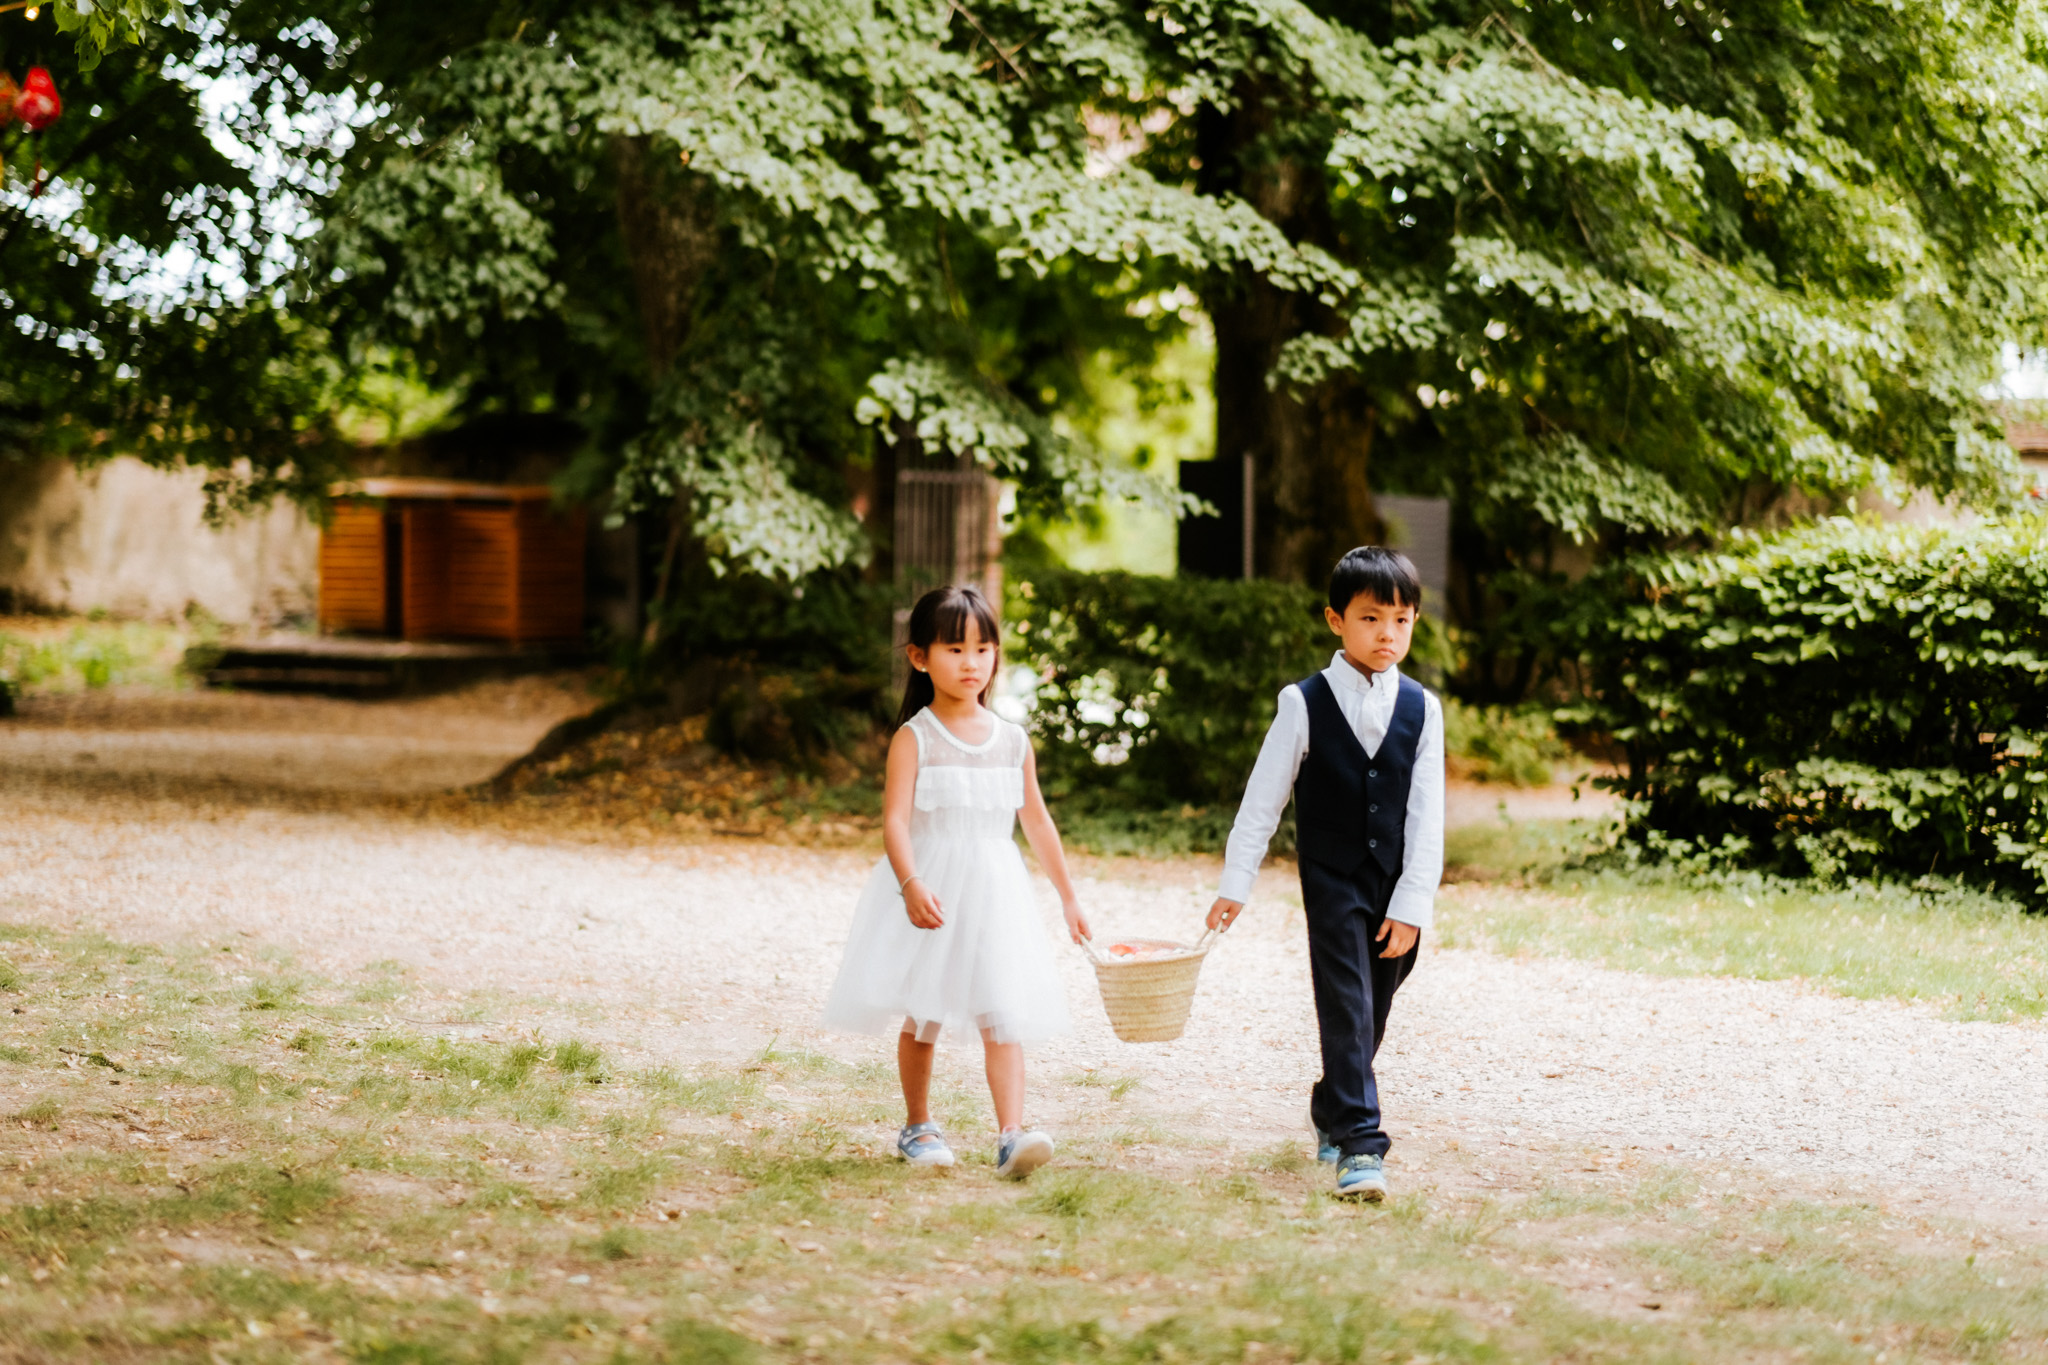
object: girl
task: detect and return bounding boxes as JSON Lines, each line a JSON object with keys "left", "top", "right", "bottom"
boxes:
{"left": 822, "top": 584, "right": 1090, "bottom": 1179}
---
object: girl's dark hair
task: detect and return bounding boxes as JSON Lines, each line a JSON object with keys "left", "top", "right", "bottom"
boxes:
{"left": 1328, "top": 545, "right": 1423, "bottom": 614}
{"left": 895, "top": 584, "right": 1002, "bottom": 726}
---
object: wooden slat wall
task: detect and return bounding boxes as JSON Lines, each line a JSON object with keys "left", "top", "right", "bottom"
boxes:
{"left": 445, "top": 506, "right": 517, "bottom": 640}
{"left": 318, "top": 494, "right": 586, "bottom": 645}
{"left": 511, "top": 502, "right": 586, "bottom": 645}
{"left": 400, "top": 503, "right": 452, "bottom": 641}
{"left": 318, "top": 502, "right": 389, "bottom": 634}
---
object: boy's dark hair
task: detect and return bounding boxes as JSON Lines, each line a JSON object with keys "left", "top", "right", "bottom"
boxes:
{"left": 1328, "top": 545, "right": 1423, "bottom": 615}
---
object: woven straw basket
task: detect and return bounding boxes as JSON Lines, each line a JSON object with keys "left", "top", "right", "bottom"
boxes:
{"left": 1081, "top": 929, "right": 1218, "bottom": 1043}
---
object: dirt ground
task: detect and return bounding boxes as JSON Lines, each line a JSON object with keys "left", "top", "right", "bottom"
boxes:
{"left": 2, "top": 678, "right": 2043, "bottom": 1243}
{"left": 0, "top": 675, "right": 600, "bottom": 795}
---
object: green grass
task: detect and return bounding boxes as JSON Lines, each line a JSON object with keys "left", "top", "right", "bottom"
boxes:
{"left": 0, "top": 617, "right": 203, "bottom": 695}
{"left": 4, "top": 921, "right": 2047, "bottom": 1362}
{"left": 1442, "top": 818, "right": 2048, "bottom": 1022}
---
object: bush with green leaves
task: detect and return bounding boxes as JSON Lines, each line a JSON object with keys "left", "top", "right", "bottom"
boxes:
{"left": 1556, "top": 517, "right": 2048, "bottom": 901}
{"left": 1007, "top": 571, "right": 1460, "bottom": 810}
{"left": 1442, "top": 699, "right": 1570, "bottom": 786}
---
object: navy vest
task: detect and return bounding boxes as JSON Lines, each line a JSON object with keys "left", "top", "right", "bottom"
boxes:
{"left": 1293, "top": 669, "right": 1428, "bottom": 878}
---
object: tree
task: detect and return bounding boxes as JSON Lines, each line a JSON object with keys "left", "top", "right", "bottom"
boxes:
{"left": 183, "top": 0, "right": 1345, "bottom": 604}
{"left": 1, "top": 1, "right": 350, "bottom": 510}
{"left": 14, "top": 0, "right": 2046, "bottom": 668}
{"left": 1157, "top": 0, "right": 2048, "bottom": 606}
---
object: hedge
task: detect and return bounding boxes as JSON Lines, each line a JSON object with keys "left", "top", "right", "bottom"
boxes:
{"left": 1007, "top": 570, "right": 1456, "bottom": 809}
{"left": 1556, "top": 517, "right": 2048, "bottom": 900}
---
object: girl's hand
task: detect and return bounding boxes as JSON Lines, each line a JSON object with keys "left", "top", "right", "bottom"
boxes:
{"left": 1062, "top": 902, "right": 1092, "bottom": 946}
{"left": 903, "top": 878, "right": 944, "bottom": 930}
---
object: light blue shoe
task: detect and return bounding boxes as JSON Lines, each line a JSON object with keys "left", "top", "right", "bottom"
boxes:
{"left": 1335, "top": 1153, "right": 1388, "bottom": 1201}
{"left": 995, "top": 1128, "right": 1054, "bottom": 1180}
{"left": 1309, "top": 1106, "right": 1340, "bottom": 1165}
{"left": 896, "top": 1122, "right": 955, "bottom": 1167}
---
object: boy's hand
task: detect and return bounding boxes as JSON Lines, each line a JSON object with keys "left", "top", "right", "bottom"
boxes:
{"left": 1376, "top": 918, "right": 1418, "bottom": 958}
{"left": 1062, "top": 901, "right": 1093, "bottom": 945}
{"left": 1206, "top": 898, "right": 1244, "bottom": 933}
{"left": 903, "top": 879, "right": 944, "bottom": 930}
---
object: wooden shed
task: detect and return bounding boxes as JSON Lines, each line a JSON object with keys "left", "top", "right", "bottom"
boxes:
{"left": 318, "top": 479, "right": 585, "bottom": 645}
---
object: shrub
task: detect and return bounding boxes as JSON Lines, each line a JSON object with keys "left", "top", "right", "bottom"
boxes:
{"left": 1008, "top": 571, "right": 1460, "bottom": 808}
{"left": 1442, "top": 699, "right": 1569, "bottom": 786}
{"left": 1008, "top": 572, "right": 1332, "bottom": 807}
{"left": 648, "top": 566, "right": 896, "bottom": 680}
{"left": 1556, "top": 517, "right": 2048, "bottom": 900}
{"left": 1007, "top": 573, "right": 1474, "bottom": 818}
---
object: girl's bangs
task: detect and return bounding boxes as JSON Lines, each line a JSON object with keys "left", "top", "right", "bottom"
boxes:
{"left": 929, "top": 590, "right": 1001, "bottom": 647}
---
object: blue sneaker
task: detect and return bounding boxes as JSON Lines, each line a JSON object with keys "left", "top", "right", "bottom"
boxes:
{"left": 1309, "top": 1106, "right": 1339, "bottom": 1164}
{"left": 1335, "top": 1153, "right": 1388, "bottom": 1201}
{"left": 996, "top": 1128, "right": 1054, "bottom": 1180}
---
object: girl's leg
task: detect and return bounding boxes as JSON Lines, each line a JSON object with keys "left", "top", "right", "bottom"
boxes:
{"left": 899, "top": 1022, "right": 936, "bottom": 1125}
{"left": 980, "top": 1029, "right": 1025, "bottom": 1132}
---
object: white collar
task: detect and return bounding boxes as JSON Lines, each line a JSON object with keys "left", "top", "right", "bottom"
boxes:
{"left": 1326, "top": 651, "right": 1398, "bottom": 695}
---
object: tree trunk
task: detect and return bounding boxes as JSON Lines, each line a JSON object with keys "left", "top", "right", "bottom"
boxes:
{"left": 1199, "top": 87, "right": 1379, "bottom": 584}
{"left": 611, "top": 134, "right": 719, "bottom": 381}
{"left": 611, "top": 136, "right": 719, "bottom": 643}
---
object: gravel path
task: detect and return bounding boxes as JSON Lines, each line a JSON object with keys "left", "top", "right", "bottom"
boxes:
{"left": 0, "top": 689, "right": 2039, "bottom": 1231}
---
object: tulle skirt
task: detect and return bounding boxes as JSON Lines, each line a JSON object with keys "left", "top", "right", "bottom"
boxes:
{"left": 821, "top": 833, "right": 1072, "bottom": 1046}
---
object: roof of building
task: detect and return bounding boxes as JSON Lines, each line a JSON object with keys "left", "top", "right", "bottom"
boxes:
{"left": 329, "top": 478, "right": 559, "bottom": 502}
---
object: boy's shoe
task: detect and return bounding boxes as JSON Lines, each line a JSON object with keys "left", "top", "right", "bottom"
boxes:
{"left": 897, "top": 1122, "right": 955, "bottom": 1166}
{"left": 1309, "top": 1106, "right": 1340, "bottom": 1164}
{"left": 995, "top": 1128, "right": 1054, "bottom": 1180}
{"left": 1335, "top": 1153, "right": 1388, "bottom": 1201}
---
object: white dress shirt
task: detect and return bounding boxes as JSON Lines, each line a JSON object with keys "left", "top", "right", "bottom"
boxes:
{"left": 1216, "top": 652, "right": 1445, "bottom": 929}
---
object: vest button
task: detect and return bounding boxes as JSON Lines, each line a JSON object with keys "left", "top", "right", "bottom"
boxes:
{"left": 1368, "top": 769, "right": 1378, "bottom": 778}
{"left": 1369, "top": 803, "right": 1379, "bottom": 813}
{"left": 1368, "top": 838, "right": 1378, "bottom": 848}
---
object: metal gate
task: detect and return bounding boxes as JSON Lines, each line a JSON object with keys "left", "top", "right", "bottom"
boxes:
{"left": 891, "top": 465, "right": 1004, "bottom": 691}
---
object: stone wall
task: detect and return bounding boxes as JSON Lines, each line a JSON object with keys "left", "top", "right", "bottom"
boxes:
{"left": 0, "top": 457, "right": 318, "bottom": 626}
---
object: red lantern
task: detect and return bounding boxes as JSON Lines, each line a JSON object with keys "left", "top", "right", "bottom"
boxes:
{"left": 15, "top": 68, "right": 60, "bottom": 132}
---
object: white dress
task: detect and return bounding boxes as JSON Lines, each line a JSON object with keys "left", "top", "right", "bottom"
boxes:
{"left": 821, "top": 707, "right": 1071, "bottom": 1046}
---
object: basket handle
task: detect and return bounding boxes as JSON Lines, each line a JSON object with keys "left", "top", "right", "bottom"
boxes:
{"left": 1078, "top": 927, "right": 1219, "bottom": 964}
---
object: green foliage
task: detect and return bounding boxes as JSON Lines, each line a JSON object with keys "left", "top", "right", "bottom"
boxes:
{"left": 266, "top": 0, "right": 1327, "bottom": 576}
{"left": 1274, "top": 0, "right": 2045, "bottom": 533}
{"left": 1052, "top": 799, "right": 1246, "bottom": 859}
{"left": 1010, "top": 569, "right": 1470, "bottom": 825}
{"left": 18, "top": 0, "right": 2048, "bottom": 607}
{"left": 0, "top": 624, "right": 154, "bottom": 694}
{"left": 1556, "top": 516, "right": 2048, "bottom": 899}
{"left": 1442, "top": 699, "right": 1569, "bottom": 787}
{"left": 647, "top": 567, "right": 894, "bottom": 681}
{"left": 24, "top": 0, "right": 185, "bottom": 68}
{"left": 0, "top": 15, "right": 352, "bottom": 505}
{"left": 1009, "top": 570, "right": 1330, "bottom": 808}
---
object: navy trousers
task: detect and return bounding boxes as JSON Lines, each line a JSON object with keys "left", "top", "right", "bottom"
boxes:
{"left": 1301, "top": 855, "right": 1420, "bottom": 1159}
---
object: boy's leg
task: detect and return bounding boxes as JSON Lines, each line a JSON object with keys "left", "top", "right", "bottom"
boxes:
{"left": 1301, "top": 860, "right": 1392, "bottom": 1159}
{"left": 1368, "top": 925, "right": 1420, "bottom": 1064}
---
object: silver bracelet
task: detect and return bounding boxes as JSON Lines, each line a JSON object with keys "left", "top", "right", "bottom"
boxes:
{"left": 898, "top": 871, "right": 920, "bottom": 891}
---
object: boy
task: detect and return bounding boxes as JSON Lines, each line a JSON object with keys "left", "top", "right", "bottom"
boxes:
{"left": 1206, "top": 546, "right": 1445, "bottom": 1200}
